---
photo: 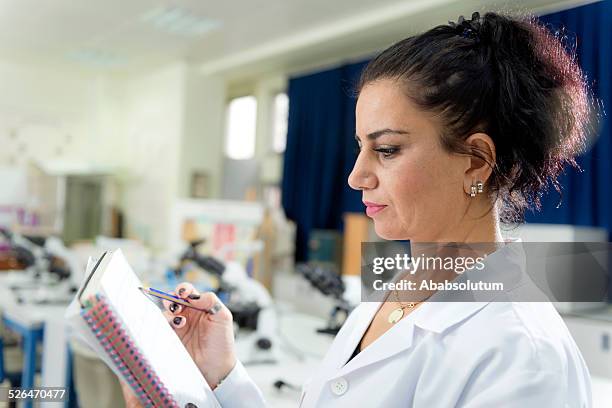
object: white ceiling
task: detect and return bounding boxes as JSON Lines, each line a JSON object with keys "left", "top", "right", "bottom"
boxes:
{"left": 0, "top": 0, "right": 595, "bottom": 78}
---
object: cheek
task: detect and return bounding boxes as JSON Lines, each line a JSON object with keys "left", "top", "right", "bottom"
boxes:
{"left": 388, "top": 149, "right": 463, "bottom": 218}
{"left": 389, "top": 161, "right": 429, "bottom": 201}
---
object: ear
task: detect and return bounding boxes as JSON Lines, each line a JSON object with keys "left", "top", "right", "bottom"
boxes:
{"left": 463, "top": 133, "right": 496, "bottom": 195}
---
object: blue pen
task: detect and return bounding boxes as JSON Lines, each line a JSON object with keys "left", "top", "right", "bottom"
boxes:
{"left": 138, "top": 287, "right": 220, "bottom": 314}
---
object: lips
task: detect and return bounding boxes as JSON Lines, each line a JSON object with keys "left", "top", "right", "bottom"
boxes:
{"left": 363, "top": 201, "right": 388, "bottom": 217}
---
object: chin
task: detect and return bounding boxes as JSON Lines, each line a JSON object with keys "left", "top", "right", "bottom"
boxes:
{"left": 373, "top": 222, "right": 410, "bottom": 241}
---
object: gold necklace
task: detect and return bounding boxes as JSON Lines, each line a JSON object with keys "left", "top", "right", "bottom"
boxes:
{"left": 387, "top": 290, "right": 418, "bottom": 324}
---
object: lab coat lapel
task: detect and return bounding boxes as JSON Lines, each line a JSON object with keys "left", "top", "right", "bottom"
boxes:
{"left": 331, "top": 301, "right": 380, "bottom": 371}
{"left": 332, "top": 302, "right": 416, "bottom": 378}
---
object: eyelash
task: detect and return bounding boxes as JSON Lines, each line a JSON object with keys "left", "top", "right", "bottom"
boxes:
{"left": 355, "top": 143, "right": 399, "bottom": 159}
{"left": 373, "top": 147, "right": 399, "bottom": 159}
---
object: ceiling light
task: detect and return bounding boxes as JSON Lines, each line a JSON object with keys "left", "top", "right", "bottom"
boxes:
{"left": 141, "top": 6, "right": 221, "bottom": 37}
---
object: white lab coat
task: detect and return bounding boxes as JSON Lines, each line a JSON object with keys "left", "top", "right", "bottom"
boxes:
{"left": 213, "top": 241, "right": 592, "bottom": 407}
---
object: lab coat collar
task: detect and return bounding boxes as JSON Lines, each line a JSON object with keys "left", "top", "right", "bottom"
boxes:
{"left": 412, "top": 301, "right": 489, "bottom": 334}
{"left": 333, "top": 300, "right": 484, "bottom": 379}
{"left": 333, "top": 239, "right": 527, "bottom": 378}
{"left": 413, "top": 238, "right": 526, "bottom": 333}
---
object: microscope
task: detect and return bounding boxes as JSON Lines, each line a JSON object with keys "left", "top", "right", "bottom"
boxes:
{"left": 296, "top": 263, "right": 353, "bottom": 335}
{"left": 0, "top": 228, "right": 80, "bottom": 304}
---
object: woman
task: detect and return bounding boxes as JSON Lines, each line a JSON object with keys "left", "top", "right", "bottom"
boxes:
{"left": 125, "top": 11, "right": 593, "bottom": 407}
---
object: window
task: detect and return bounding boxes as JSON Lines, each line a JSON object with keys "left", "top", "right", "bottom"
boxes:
{"left": 225, "top": 96, "right": 257, "bottom": 160}
{"left": 272, "top": 93, "right": 288, "bottom": 153}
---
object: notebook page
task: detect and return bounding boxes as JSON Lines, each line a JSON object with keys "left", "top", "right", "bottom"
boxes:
{"left": 99, "top": 250, "right": 219, "bottom": 407}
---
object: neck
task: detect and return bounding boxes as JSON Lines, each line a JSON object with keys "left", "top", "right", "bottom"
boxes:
{"left": 409, "top": 202, "right": 504, "bottom": 259}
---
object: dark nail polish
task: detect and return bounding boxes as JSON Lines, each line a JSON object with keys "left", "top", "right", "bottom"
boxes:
{"left": 188, "top": 294, "right": 200, "bottom": 300}
{"left": 173, "top": 317, "right": 183, "bottom": 325}
{"left": 169, "top": 303, "right": 178, "bottom": 312}
{"left": 178, "top": 288, "right": 185, "bottom": 296}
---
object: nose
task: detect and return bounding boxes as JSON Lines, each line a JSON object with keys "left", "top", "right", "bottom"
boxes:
{"left": 348, "top": 153, "right": 377, "bottom": 191}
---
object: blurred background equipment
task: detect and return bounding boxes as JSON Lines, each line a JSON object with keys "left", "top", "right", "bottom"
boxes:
{"left": 27, "top": 162, "right": 119, "bottom": 245}
{"left": 308, "top": 229, "right": 343, "bottom": 268}
{"left": 296, "top": 263, "right": 355, "bottom": 336}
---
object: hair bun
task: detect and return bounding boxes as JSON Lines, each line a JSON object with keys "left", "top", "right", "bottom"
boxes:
{"left": 448, "top": 12, "right": 482, "bottom": 41}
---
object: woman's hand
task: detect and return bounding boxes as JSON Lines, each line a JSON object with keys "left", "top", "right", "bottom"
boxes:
{"left": 162, "top": 283, "right": 236, "bottom": 389}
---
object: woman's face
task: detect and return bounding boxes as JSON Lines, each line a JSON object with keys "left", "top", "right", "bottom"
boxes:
{"left": 349, "top": 78, "right": 470, "bottom": 242}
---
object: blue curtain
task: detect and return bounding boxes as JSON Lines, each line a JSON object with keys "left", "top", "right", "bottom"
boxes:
{"left": 282, "top": 1, "right": 612, "bottom": 261}
{"left": 281, "top": 62, "right": 367, "bottom": 261}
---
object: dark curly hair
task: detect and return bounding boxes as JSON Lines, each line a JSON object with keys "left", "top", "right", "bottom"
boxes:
{"left": 358, "top": 11, "right": 594, "bottom": 223}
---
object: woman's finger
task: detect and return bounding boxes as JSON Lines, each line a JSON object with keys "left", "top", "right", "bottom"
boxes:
{"left": 162, "top": 298, "right": 182, "bottom": 314}
{"left": 198, "top": 292, "right": 221, "bottom": 310}
{"left": 175, "top": 283, "right": 202, "bottom": 300}
{"left": 162, "top": 310, "right": 188, "bottom": 329}
{"left": 175, "top": 282, "right": 195, "bottom": 299}
{"left": 173, "top": 283, "right": 231, "bottom": 321}
{"left": 197, "top": 292, "right": 232, "bottom": 322}
{"left": 174, "top": 284, "right": 217, "bottom": 312}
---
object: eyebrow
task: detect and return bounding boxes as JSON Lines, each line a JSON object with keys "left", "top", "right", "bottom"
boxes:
{"left": 355, "top": 128, "right": 411, "bottom": 141}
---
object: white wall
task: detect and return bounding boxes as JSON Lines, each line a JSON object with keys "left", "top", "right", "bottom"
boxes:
{"left": 254, "top": 74, "right": 287, "bottom": 185}
{"left": 117, "top": 64, "right": 185, "bottom": 250}
{"left": 0, "top": 61, "right": 104, "bottom": 168}
{"left": 178, "top": 70, "right": 226, "bottom": 199}
{"left": 0, "top": 59, "right": 180, "bottom": 249}
{"left": 0, "top": 59, "right": 233, "bottom": 252}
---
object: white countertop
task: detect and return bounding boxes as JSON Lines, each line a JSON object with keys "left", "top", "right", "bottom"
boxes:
{"left": 0, "top": 272, "right": 72, "bottom": 327}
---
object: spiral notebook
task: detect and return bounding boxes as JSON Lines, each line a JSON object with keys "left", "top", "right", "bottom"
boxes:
{"left": 65, "top": 249, "right": 219, "bottom": 408}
